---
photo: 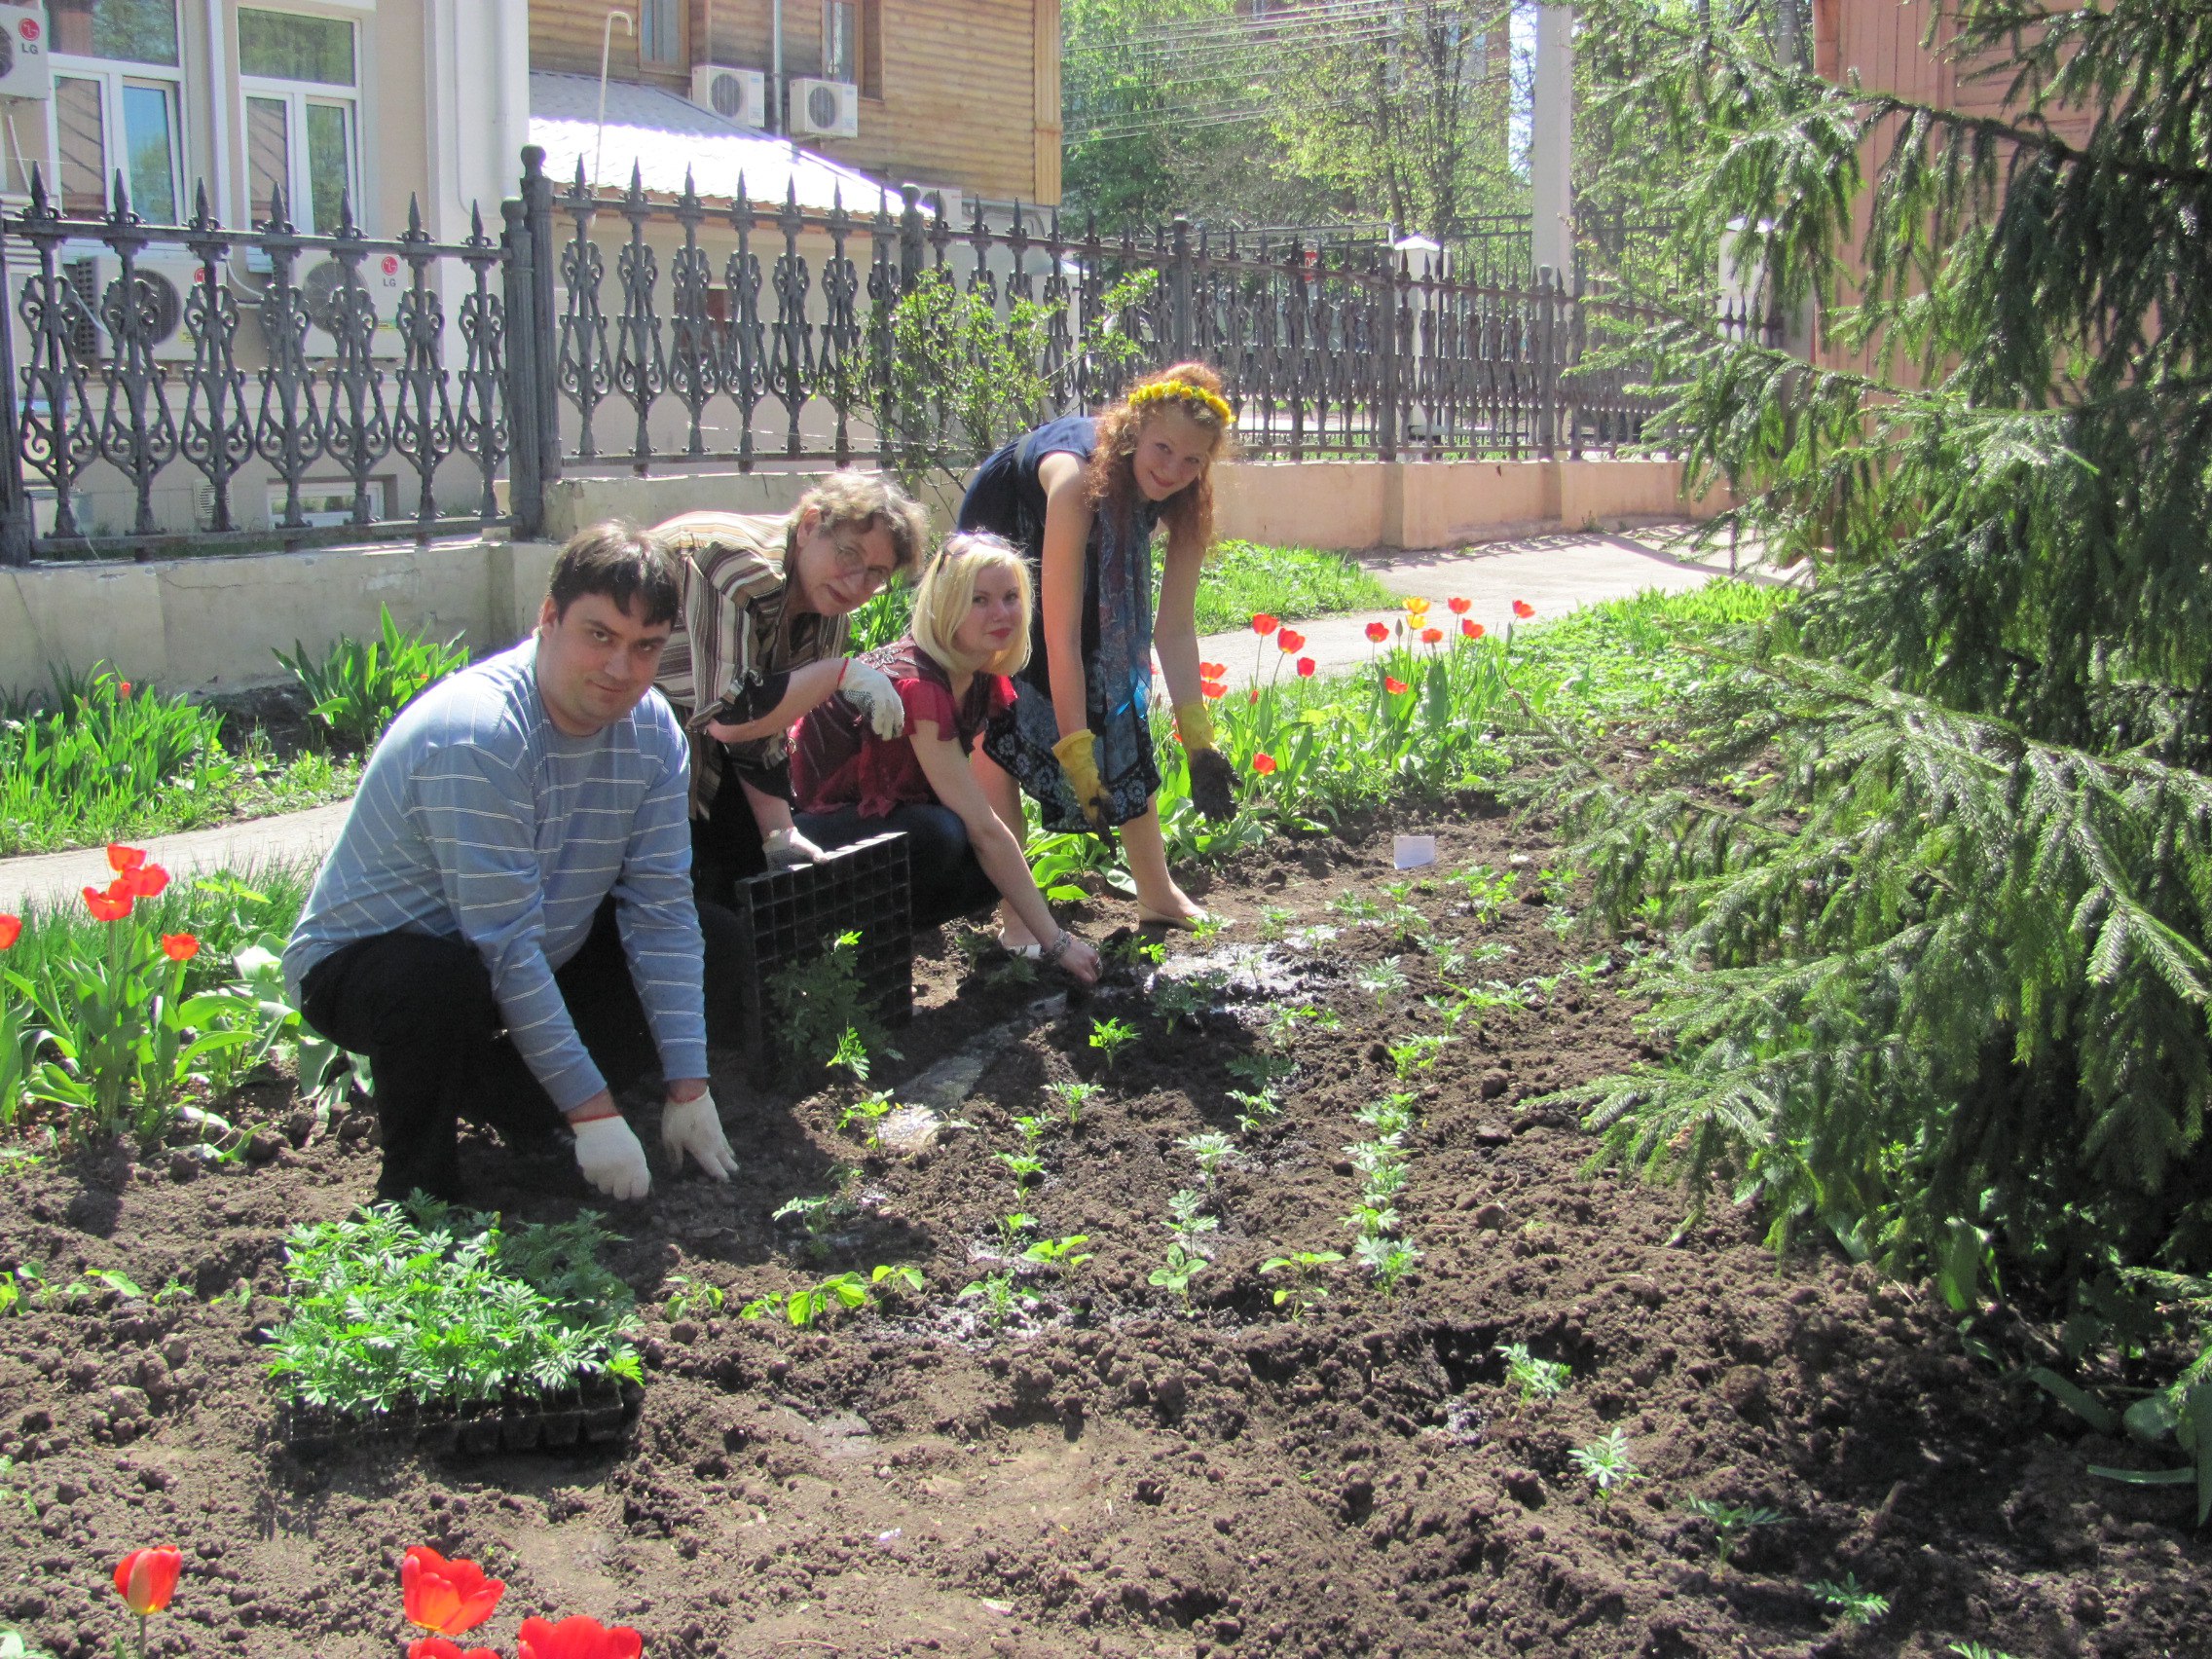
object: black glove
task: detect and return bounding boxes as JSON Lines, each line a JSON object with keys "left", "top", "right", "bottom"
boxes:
{"left": 1188, "top": 746, "right": 1238, "bottom": 823}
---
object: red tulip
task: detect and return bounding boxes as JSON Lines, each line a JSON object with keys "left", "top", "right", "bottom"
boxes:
{"left": 1199, "top": 660, "right": 1227, "bottom": 678}
{"left": 118, "top": 681, "right": 132, "bottom": 698}
{"left": 1512, "top": 600, "right": 1535, "bottom": 619}
{"left": 517, "top": 1614, "right": 644, "bottom": 1659}
{"left": 1199, "top": 678, "right": 1228, "bottom": 700}
{"left": 161, "top": 934, "right": 200, "bottom": 963}
{"left": 1295, "top": 657, "right": 1315, "bottom": 678}
{"left": 1276, "top": 629, "right": 1307, "bottom": 654}
{"left": 1419, "top": 628, "right": 1443, "bottom": 645}
{"left": 1251, "top": 753, "right": 1277, "bottom": 776}
{"left": 1384, "top": 676, "right": 1410, "bottom": 696}
{"left": 84, "top": 885, "right": 133, "bottom": 922}
{"left": 1249, "top": 613, "right": 1279, "bottom": 636}
{"left": 402, "top": 1547, "right": 506, "bottom": 1637}
{"left": 1462, "top": 619, "right": 1484, "bottom": 640}
{"left": 106, "top": 843, "right": 148, "bottom": 875}
{"left": 0, "top": 914, "right": 18, "bottom": 950}
{"left": 1247, "top": 687, "right": 1260, "bottom": 704}
{"left": 410, "top": 1642, "right": 501, "bottom": 1659}
{"left": 113, "top": 1546, "right": 181, "bottom": 1616}
{"left": 1447, "top": 597, "right": 1472, "bottom": 614}
{"left": 122, "top": 862, "right": 170, "bottom": 900}
{"left": 1364, "top": 621, "right": 1388, "bottom": 643}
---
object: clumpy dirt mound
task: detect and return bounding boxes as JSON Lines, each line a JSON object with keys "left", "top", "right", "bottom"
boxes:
{"left": 0, "top": 808, "right": 2204, "bottom": 1659}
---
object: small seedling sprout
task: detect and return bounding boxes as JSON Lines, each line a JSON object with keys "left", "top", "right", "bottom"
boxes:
{"left": 1496, "top": 1342, "right": 1570, "bottom": 1408}
{"left": 1180, "top": 1131, "right": 1235, "bottom": 1184}
{"left": 1230, "top": 1088, "right": 1282, "bottom": 1135}
{"left": 958, "top": 1271, "right": 1024, "bottom": 1327}
{"left": 1680, "top": 1497, "right": 1783, "bottom": 1565}
{"left": 1013, "top": 1114, "right": 1051, "bottom": 1146}
{"left": 1261, "top": 1250, "right": 1343, "bottom": 1318}
{"left": 662, "top": 1273, "right": 727, "bottom": 1322}
{"left": 1148, "top": 1242, "right": 1209, "bottom": 1309}
{"left": 1020, "top": 1235, "right": 1092, "bottom": 1271}
{"left": 1568, "top": 1428, "right": 1641, "bottom": 1497}
{"left": 1808, "top": 1574, "right": 1889, "bottom": 1627}
{"left": 996, "top": 1149, "right": 1046, "bottom": 1185}
{"left": 1046, "top": 1080, "right": 1101, "bottom": 1124}
{"left": 1089, "top": 1015, "right": 1138, "bottom": 1069}
{"left": 1385, "top": 1033, "right": 1452, "bottom": 1080}
{"left": 838, "top": 1090, "right": 898, "bottom": 1147}
{"left": 996, "top": 1211, "right": 1035, "bottom": 1257}
{"left": 827, "top": 1025, "right": 871, "bottom": 1084}
{"left": 1352, "top": 1235, "right": 1421, "bottom": 1293}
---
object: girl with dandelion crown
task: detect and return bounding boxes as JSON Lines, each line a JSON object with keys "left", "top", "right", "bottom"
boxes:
{"left": 957, "top": 362, "right": 1239, "bottom": 944}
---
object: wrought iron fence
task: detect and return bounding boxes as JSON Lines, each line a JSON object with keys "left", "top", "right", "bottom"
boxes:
{"left": 531, "top": 144, "right": 1680, "bottom": 484}
{"left": 0, "top": 145, "right": 1718, "bottom": 567}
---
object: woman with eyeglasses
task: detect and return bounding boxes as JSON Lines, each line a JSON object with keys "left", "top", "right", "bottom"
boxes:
{"left": 650, "top": 474, "right": 931, "bottom": 908}
{"left": 789, "top": 533, "right": 1102, "bottom": 983}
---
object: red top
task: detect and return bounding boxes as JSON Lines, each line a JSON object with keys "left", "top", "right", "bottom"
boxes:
{"left": 791, "top": 639, "right": 1017, "bottom": 819}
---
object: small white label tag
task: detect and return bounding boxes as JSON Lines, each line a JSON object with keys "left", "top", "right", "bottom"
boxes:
{"left": 1392, "top": 834, "right": 1437, "bottom": 869}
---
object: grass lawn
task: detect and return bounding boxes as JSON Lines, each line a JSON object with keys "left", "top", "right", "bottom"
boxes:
{"left": 1190, "top": 539, "right": 1396, "bottom": 634}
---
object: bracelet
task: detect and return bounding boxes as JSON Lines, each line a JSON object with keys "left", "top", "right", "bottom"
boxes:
{"left": 1041, "top": 930, "right": 1076, "bottom": 965}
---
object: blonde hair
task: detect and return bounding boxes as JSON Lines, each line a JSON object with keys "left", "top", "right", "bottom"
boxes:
{"left": 1086, "top": 359, "right": 1236, "bottom": 554}
{"left": 790, "top": 471, "right": 931, "bottom": 576}
{"left": 910, "top": 532, "right": 1034, "bottom": 679}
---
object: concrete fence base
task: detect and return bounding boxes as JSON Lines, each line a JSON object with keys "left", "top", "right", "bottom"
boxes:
{"left": 2, "top": 459, "right": 1724, "bottom": 694}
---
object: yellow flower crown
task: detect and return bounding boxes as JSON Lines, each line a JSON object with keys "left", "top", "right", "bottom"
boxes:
{"left": 1126, "top": 379, "right": 1235, "bottom": 427}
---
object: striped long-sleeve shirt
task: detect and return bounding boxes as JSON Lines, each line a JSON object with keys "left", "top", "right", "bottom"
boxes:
{"left": 282, "top": 638, "right": 707, "bottom": 1111}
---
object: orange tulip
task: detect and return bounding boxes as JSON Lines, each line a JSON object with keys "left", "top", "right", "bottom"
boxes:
{"left": 1199, "top": 678, "right": 1228, "bottom": 700}
{"left": 122, "top": 862, "right": 170, "bottom": 900}
{"left": 106, "top": 843, "right": 148, "bottom": 875}
{"left": 1296, "top": 657, "right": 1315, "bottom": 678}
{"left": 161, "top": 934, "right": 200, "bottom": 963}
{"left": 1276, "top": 629, "right": 1307, "bottom": 653}
{"left": 1251, "top": 753, "right": 1277, "bottom": 775}
{"left": 113, "top": 1546, "right": 181, "bottom": 1616}
{"left": 402, "top": 1547, "right": 506, "bottom": 1637}
{"left": 84, "top": 885, "right": 133, "bottom": 922}
{"left": 1512, "top": 600, "right": 1535, "bottom": 619}
{"left": 1447, "top": 597, "right": 1471, "bottom": 614}
{"left": 1419, "top": 628, "right": 1443, "bottom": 645}
{"left": 1384, "top": 676, "right": 1410, "bottom": 696}
{"left": 1199, "top": 660, "right": 1227, "bottom": 679}
{"left": 517, "top": 1614, "right": 645, "bottom": 1659}
{"left": 1249, "top": 613, "right": 1279, "bottom": 636}
{"left": 1364, "top": 621, "right": 1388, "bottom": 643}
{"left": 1462, "top": 619, "right": 1484, "bottom": 640}
{"left": 0, "top": 913, "right": 18, "bottom": 950}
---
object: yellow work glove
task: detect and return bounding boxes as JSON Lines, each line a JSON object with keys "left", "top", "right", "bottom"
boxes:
{"left": 1051, "top": 728, "right": 1109, "bottom": 828}
{"left": 1174, "top": 700, "right": 1236, "bottom": 823}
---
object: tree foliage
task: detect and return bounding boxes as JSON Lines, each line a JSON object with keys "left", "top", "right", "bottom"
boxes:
{"left": 1556, "top": 0, "right": 2212, "bottom": 1288}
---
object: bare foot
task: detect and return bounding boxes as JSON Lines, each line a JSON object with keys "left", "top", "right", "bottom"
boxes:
{"left": 1134, "top": 883, "right": 1208, "bottom": 932}
{"left": 997, "top": 904, "right": 1044, "bottom": 953}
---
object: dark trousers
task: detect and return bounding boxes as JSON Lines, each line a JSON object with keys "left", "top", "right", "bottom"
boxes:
{"left": 298, "top": 898, "right": 745, "bottom": 1203}
{"left": 691, "top": 774, "right": 770, "bottom": 910}
{"left": 795, "top": 801, "right": 1002, "bottom": 932}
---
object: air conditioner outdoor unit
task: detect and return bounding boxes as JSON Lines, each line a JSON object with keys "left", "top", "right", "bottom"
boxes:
{"left": 87, "top": 250, "right": 208, "bottom": 363}
{"left": 0, "top": 3, "right": 54, "bottom": 101}
{"left": 909, "top": 184, "right": 962, "bottom": 227}
{"left": 294, "top": 249, "right": 405, "bottom": 359}
{"left": 689, "top": 63, "right": 765, "bottom": 129}
{"left": 3, "top": 259, "right": 96, "bottom": 368}
{"left": 789, "top": 77, "right": 859, "bottom": 139}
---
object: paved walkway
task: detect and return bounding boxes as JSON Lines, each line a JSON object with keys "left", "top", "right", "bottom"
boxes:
{"left": 0, "top": 525, "right": 1765, "bottom": 914}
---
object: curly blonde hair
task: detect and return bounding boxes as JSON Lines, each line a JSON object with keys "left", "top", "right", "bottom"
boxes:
{"left": 1084, "top": 360, "right": 1235, "bottom": 554}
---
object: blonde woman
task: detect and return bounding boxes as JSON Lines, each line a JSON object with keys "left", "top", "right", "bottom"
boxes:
{"left": 956, "top": 361, "right": 1239, "bottom": 944}
{"left": 791, "top": 533, "right": 1102, "bottom": 984}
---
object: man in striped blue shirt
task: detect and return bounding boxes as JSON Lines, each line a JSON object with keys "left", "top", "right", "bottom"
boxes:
{"left": 284, "top": 523, "right": 742, "bottom": 1204}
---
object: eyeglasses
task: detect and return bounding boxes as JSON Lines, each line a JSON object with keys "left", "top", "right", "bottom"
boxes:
{"left": 828, "top": 532, "right": 896, "bottom": 596}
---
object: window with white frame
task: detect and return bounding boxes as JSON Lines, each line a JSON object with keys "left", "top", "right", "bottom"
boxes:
{"left": 237, "top": 8, "right": 358, "bottom": 233}
{"left": 639, "top": 0, "right": 682, "bottom": 66}
{"left": 49, "top": 0, "right": 185, "bottom": 222}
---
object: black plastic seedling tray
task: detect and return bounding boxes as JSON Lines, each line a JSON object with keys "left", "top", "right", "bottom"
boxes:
{"left": 727, "top": 831, "right": 914, "bottom": 1084}
{"left": 278, "top": 1374, "right": 644, "bottom": 1460}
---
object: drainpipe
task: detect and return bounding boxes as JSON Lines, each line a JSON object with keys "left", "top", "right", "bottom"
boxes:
{"left": 771, "top": 0, "right": 784, "bottom": 132}
{"left": 205, "top": 0, "right": 232, "bottom": 222}
{"left": 596, "top": 9, "right": 635, "bottom": 189}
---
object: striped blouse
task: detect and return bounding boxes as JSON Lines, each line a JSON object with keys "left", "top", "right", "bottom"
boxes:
{"left": 652, "top": 510, "right": 848, "bottom": 814}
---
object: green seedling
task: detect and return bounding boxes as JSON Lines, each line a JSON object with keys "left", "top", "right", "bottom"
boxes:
{"left": 1290, "top": 924, "right": 1340, "bottom": 950}
{"left": 1356, "top": 1093, "right": 1419, "bottom": 1138}
{"left": 0, "top": 1455, "right": 36, "bottom": 1519}
{"left": 743, "top": 1271, "right": 874, "bottom": 1329}
{"left": 1454, "top": 863, "right": 1516, "bottom": 917}
{"left": 661, "top": 1273, "right": 726, "bottom": 1322}
{"left": 869, "top": 1263, "right": 926, "bottom": 1306}
{"left": 1385, "top": 1033, "right": 1452, "bottom": 1080}
{"left": 771, "top": 1190, "right": 854, "bottom": 1245}
{"left": 1948, "top": 1645, "right": 2019, "bottom": 1659}
{"left": 1046, "top": 1080, "right": 1100, "bottom": 1124}
{"left": 1496, "top": 1342, "right": 1570, "bottom": 1408}
{"left": 996, "top": 1150, "right": 1045, "bottom": 1186}
{"left": 1569, "top": 1428, "right": 1641, "bottom": 1497}
{"left": 1346, "top": 1137, "right": 1410, "bottom": 1200}
{"left": 80, "top": 1268, "right": 144, "bottom": 1301}
{"left": 1535, "top": 865, "right": 1580, "bottom": 907}
{"left": 1342, "top": 1202, "right": 1402, "bottom": 1238}
{"left": 1331, "top": 889, "right": 1385, "bottom": 922}
{"left": 1109, "top": 935, "right": 1166, "bottom": 969}
{"left": 1256, "top": 905, "right": 1297, "bottom": 940}
{"left": 1808, "top": 1574, "right": 1889, "bottom": 1627}
{"left": 1020, "top": 1235, "right": 1093, "bottom": 1271}
{"left": 828, "top": 1024, "right": 872, "bottom": 1084}
{"left": 983, "top": 951, "right": 1039, "bottom": 989}
{"left": 1013, "top": 1114, "right": 1052, "bottom": 1146}
{"left": 1225, "top": 1051, "right": 1295, "bottom": 1090}
{"left": 1680, "top": 1497, "right": 1783, "bottom": 1565}
{"left": 1353, "top": 1235, "right": 1421, "bottom": 1293}
{"left": 1149, "top": 1241, "right": 1210, "bottom": 1309}
{"left": 1230, "top": 1088, "right": 1282, "bottom": 1135}
{"left": 1180, "top": 1132, "right": 1235, "bottom": 1184}
{"left": 1355, "top": 957, "right": 1410, "bottom": 1008}
{"left": 1567, "top": 953, "right": 1612, "bottom": 984}
{"left": 996, "top": 1211, "right": 1036, "bottom": 1256}
{"left": 1166, "top": 1188, "right": 1218, "bottom": 1255}
{"left": 1088, "top": 1016, "right": 1139, "bottom": 1069}
{"left": 1260, "top": 1250, "right": 1342, "bottom": 1318}
{"left": 959, "top": 1271, "right": 1024, "bottom": 1327}
{"left": 839, "top": 1089, "right": 899, "bottom": 1147}
{"left": 1152, "top": 976, "right": 1214, "bottom": 1023}
{"left": 1262, "top": 1003, "right": 1335, "bottom": 1048}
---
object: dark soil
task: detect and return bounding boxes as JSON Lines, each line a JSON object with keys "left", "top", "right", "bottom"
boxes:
{"left": 0, "top": 808, "right": 2205, "bottom": 1659}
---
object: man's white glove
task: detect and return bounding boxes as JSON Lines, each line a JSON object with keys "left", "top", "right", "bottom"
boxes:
{"left": 661, "top": 1090, "right": 740, "bottom": 1181}
{"left": 571, "top": 1114, "right": 651, "bottom": 1200}
{"left": 838, "top": 658, "right": 907, "bottom": 740}
{"left": 762, "top": 825, "right": 827, "bottom": 867}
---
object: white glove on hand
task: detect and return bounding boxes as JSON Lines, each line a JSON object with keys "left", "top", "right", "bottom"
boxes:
{"left": 661, "top": 1090, "right": 740, "bottom": 1181}
{"left": 762, "top": 825, "right": 827, "bottom": 867}
{"left": 571, "top": 1114, "right": 651, "bottom": 1200}
{"left": 838, "top": 658, "right": 907, "bottom": 741}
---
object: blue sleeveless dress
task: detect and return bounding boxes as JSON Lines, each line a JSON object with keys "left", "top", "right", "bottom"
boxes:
{"left": 957, "top": 415, "right": 1164, "bottom": 832}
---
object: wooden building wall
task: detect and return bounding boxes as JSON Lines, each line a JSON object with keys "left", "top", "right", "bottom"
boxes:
{"left": 528, "top": 0, "right": 1060, "bottom": 204}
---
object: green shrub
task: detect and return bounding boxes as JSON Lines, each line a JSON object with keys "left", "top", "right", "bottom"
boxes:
{"left": 274, "top": 604, "right": 468, "bottom": 753}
